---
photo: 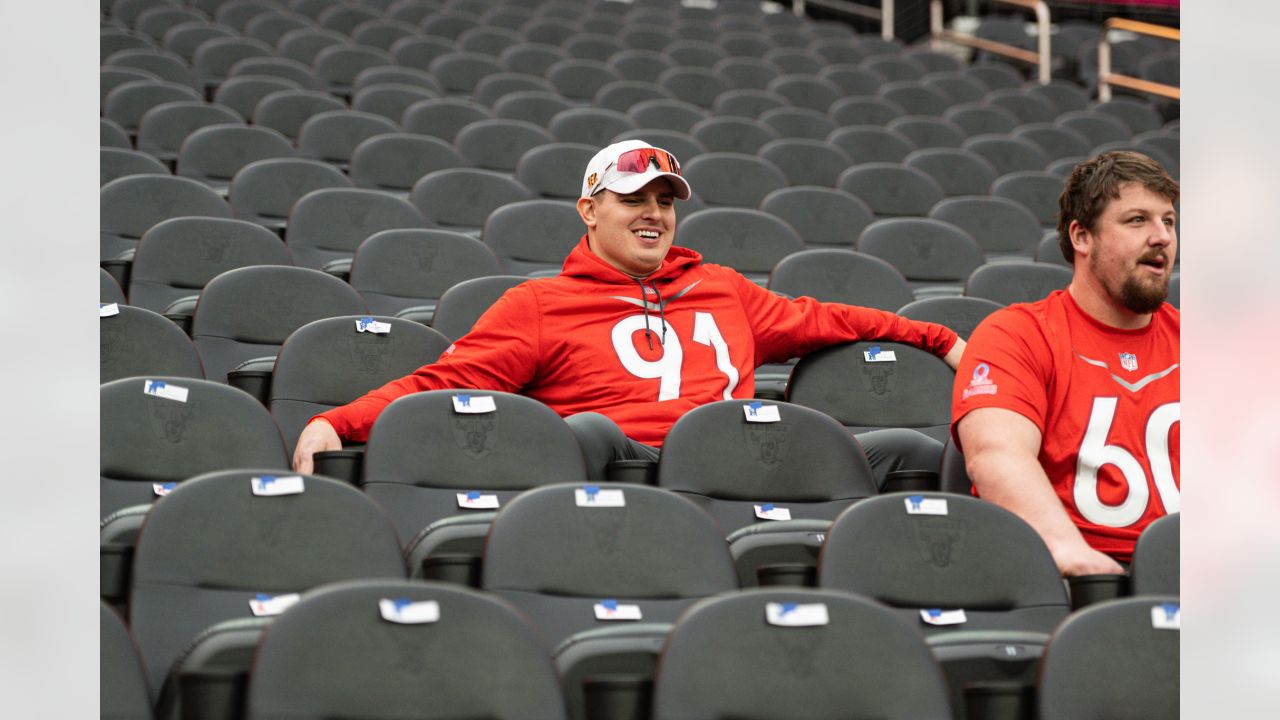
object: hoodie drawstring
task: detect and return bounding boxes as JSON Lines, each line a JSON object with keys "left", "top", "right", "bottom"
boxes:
{"left": 635, "top": 278, "right": 667, "bottom": 350}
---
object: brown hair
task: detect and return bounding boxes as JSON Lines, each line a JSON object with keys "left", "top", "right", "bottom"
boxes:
{"left": 1056, "top": 151, "right": 1179, "bottom": 263}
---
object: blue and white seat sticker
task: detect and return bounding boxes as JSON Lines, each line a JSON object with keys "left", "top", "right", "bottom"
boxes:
{"left": 863, "top": 345, "right": 896, "bottom": 362}
{"left": 354, "top": 317, "right": 391, "bottom": 334}
{"left": 594, "top": 599, "right": 642, "bottom": 621}
{"left": 754, "top": 503, "right": 792, "bottom": 521}
{"left": 743, "top": 401, "right": 781, "bottom": 423}
{"left": 904, "top": 495, "right": 949, "bottom": 515}
{"left": 452, "top": 394, "right": 496, "bottom": 414}
{"left": 144, "top": 379, "right": 188, "bottom": 403}
{"left": 766, "top": 602, "right": 829, "bottom": 627}
{"left": 249, "top": 593, "right": 300, "bottom": 617}
{"left": 920, "top": 608, "right": 967, "bottom": 626}
{"left": 100, "top": 303, "right": 120, "bottom": 317}
{"left": 576, "top": 485, "right": 626, "bottom": 507}
{"left": 152, "top": 482, "right": 177, "bottom": 497}
{"left": 456, "top": 491, "right": 499, "bottom": 509}
{"left": 251, "top": 475, "right": 305, "bottom": 496}
{"left": 380, "top": 598, "right": 440, "bottom": 624}
{"left": 1151, "top": 602, "right": 1180, "bottom": 630}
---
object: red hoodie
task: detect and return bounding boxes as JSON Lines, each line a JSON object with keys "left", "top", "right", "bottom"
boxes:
{"left": 317, "top": 236, "right": 959, "bottom": 446}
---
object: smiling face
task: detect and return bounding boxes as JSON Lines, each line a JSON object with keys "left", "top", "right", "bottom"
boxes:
{"left": 1071, "top": 181, "right": 1178, "bottom": 318}
{"left": 577, "top": 177, "right": 677, "bottom": 278}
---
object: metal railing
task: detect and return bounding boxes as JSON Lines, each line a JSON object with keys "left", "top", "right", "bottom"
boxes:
{"left": 929, "top": 0, "right": 1052, "bottom": 84}
{"left": 1098, "top": 17, "right": 1180, "bottom": 102}
{"left": 792, "top": 0, "right": 895, "bottom": 41}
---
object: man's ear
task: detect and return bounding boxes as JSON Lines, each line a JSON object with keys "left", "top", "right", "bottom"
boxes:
{"left": 576, "top": 196, "right": 596, "bottom": 228}
{"left": 1068, "top": 219, "right": 1091, "bottom": 260}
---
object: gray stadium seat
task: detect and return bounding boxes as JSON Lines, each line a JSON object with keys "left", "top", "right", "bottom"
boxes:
{"left": 651, "top": 589, "right": 953, "bottom": 720}
{"left": 1093, "top": 97, "right": 1164, "bottom": 134}
{"left": 251, "top": 89, "right": 346, "bottom": 141}
{"left": 1056, "top": 110, "right": 1132, "bottom": 146}
{"left": 627, "top": 98, "right": 709, "bottom": 134}
{"left": 942, "top": 102, "right": 1020, "bottom": 137}
{"left": 592, "top": 80, "right": 673, "bottom": 114}
{"left": 100, "top": 174, "right": 230, "bottom": 260}
{"left": 191, "top": 36, "right": 274, "bottom": 93}
{"left": 492, "top": 90, "right": 574, "bottom": 128}
{"left": 829, "top": 96, "right": 907, "bottom": 127}
{"left": 758, "top": 106, "right": 836, "bottom": 141}
{"left": 352, "top": 82, "right": 438, "bottom": 122}
{"left": 921, "top": 70, "right": 988, "bottom": 105}
{"left": 896, "top": 295, "right": 1004, "bottom": 340}
{"left": 658, "top": 66, "right": 730, "bottom": 109}
{"left": 863, "top": 55, "right": 928, "bottom": 82}
{"left": 681, "top": 152, "right": 787, "bottom": 208}
{"left": 710, "top": 89, "right": 788, "bottom": 119}
{"left": 297, "top": 109, "right": 399, "bottom": 168}
{"left": 766, "top": 74, "right": 842, "bottom": 113}
{"left": 176, "top": 123, "right": 296, "bottom": 192}
{"left": 244, "top": 580, "right": 567, "bottom": 720}
{"left": 965, "top": 261, "right": 1073, "bottom": 305}
{"left": 828, "top": 126, "right": 917, "bottom": 164}
{"left": 838, "top": 163, "right": 945, "bottom": 218}
{"left": 714, "top": 56, "right": 783, "bottom": 90}
{"left": 454, "top": 119, "right": 555, "bottom": 173}
{"left": 547, "top": 58, "right": 624, "bottom": 102}
{"left": 312, "top": 44, "right": 394, "bottom": 96}
{"left": 101, "top": 147, "right": 170, "bottom": 186}
{"left": 759, "top": 186, "right": 876, "bottom": 249}
{"left": 244, "top": 11, "right": 311, "bottom": 46}
{"left": 100, "top": 305, "right": 205, "bottom": 384}
{"left": 285, "top": 187, "right": 425, "bottom": 271}
{"left": 401, "top": 97, "right": 493, "bottom": 143}
{"left": 985, "top": 87, "right": 1058, "bottom": 124}
{"left": 961, "top": 134, "right": 1051, "bottom": 175}
{"left": 351, "top": 18, "right": 419, "bottom": 51}
{"left": 101, "top": 603, "right": 154, "bottom": 720}
{"left": 515, "top": 142, "right": 596, "bottom": 200}
{"left": 100, "top": 376, "right": 289, "bottom": 520}
{"left": 388, "top": 35, "right": 455, "bottom": 73}
{"left": 769, "top": 248, "right": 915, "bottom": 310}
{"left": 410, "top": 168, "right": 533, "bottom": 236}
{"left": 101, "top": 267, "right": 128, "bottom": 305}
{"left": 607, "top": 49, "right": 677, "bottom": 85}
{"left": 1037, "top": 233, "right": 1074, "bottom": 266}
{"left": 429, "top": 275, "right": 528, "bottom": 340}
{"left": 690, "top": 115, "right": 778, "bottom": 154}
{"left": 269, "top": 315, "right": 451, "bottom": 454}
{"left": 212, "top": 74, "right": 301, "bottom": 119}
{"left": 127, "top": 470, "right": 404, "bottom": 712}
{"left": 103, "top": 80, "right": 203, "bottom": 134}
{"left": 991, "top": 170, "right": 1065, "bottom": 225}
{"left": 190, "top": 265, "right": 367, "bottom": 381}
{"left": 904, "top": 148, "right": 998, "bottom": 197}
{"left": 1026, "top": 80, "right": 1091, "bottom": 114}
{"left": 1014, "top": 122, "right": 1094, "bottom": 161}
{"left": 228, "top": 157, "right": 352, "bottom": 233}
{"left": 1130, "top": 512, "right": 1180, "bottom": 597}
{"left": 820, "top": 64, "right": 887, "bottom": 96}
{"left": 456, "top": 25, "right": 523, "bottom": 56}
{"left": 349, "top": 228, "right": 503, "bottom": 322}
{"left": 857, "top": 218, "right": 984, "bottom": 298}
{"left": 102, "top": 67, "right": 163, "bottom": 109}
{"left": 472, "top": 73, "right": 558, "bottom": 108}
{"left": 128, "top": 216, "right": 292, "bottom": 314}
{"left": 929, "top": 195, "right": 1043, "bottom": 257}
{"left": 758, "top": 138, "right": 851, "bottom": 187}
{"left": 352, "top": 65, "right": 442, "bottom": 95}
{"left": 104, "top": 47, "right": 196, "bottom": 89}
{"left": 427, "top": 51, "right": 506, "bottom": 96}
{"left": 348, "top": 133, "right": 468, "bottom": 195}
{"left": 677, "top": 208, "right": 804, "bottom": 283}
{"left": 888, "top": 116, "right": 966, "bottom": 149}
{"left": 964, "top": 61, "right": 1025, "bottom": 90}
{"left": 878, "top": 81, "right": 952, "bottom": 116}
{"left": 548, "top": 107, "right": 638, "bottom": 149}
{"left": 481, "top": 199, "right": 583, "bottom": 277}
{"left": 1038, "top": 597, "right": 1180, "bottom": 720}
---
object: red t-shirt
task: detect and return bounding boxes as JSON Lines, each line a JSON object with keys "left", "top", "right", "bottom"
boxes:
{"left": 319, "top": 236, "right": 958, "bottom": 446}
{"left": 951, "top": 290, "right": 1180, "bottom": 562}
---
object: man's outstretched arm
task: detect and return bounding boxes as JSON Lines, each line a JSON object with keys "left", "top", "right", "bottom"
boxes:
{"left": 958, "top": 406, "right": 1124, "bottom": 577}
{"left": 293, "top": 418, "right": 341, "bottom": 475}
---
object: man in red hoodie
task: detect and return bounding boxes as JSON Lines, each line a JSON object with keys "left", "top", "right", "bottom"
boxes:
{"left": 294, "top": 140, "right": 966, "bottom": 481}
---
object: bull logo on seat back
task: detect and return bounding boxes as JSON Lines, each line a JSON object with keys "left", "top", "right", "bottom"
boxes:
{"left": 743, "top": 423, "right": 791, "bottom": 466}
{"left": 452, "top": 413, "right": 498, "bottom": 457}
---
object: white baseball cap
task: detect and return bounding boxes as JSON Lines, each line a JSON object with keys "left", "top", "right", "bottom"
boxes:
{"left": 580, "top": 139, "right": 692, "bottom": 200}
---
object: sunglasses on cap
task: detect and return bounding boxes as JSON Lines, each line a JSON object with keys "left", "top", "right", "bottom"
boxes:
{"left": 611, "top": 147, "right": 681, "bottom": 176}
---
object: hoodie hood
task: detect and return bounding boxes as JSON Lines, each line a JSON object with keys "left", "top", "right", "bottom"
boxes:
{"left": 561, "top": 234, "right": 703, "bottom": 285}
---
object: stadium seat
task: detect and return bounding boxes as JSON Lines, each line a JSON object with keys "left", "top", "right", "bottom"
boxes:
{"left": 285, "top": 187, "right": 425, "bottom": 272}
{"left": 658, "top": 66, "right": 731, "bottom": 109}
{"left": 878, "top": 81, "right": 952, "bottom": 116}
{"left": 214, "top": 1, "right": 286, "bottom": 33}
{"left": 922, "top": 70, "right": 988, "bottom": 105}
{"left": 420, "top": 11, "right": 482, "bottom": 41}
{"left": 991, "top": 170, "right": 1066, "bottom": 226}
{"left": 492, "top": 90, "right": 574, "bottom": 128}
{"left": 189, "top": 265, "right": 367, "bottom": 382}
{"left": 456, "top": 25, "right": 523, "bottom": 57}
{"left": 766, "top": 74, "right": 842, "bottom": 113}
{"left": 100, "top": 147, "right": 169, "bottom": 186}
{"left": 681, "top": 153, "right": 787, "bottom": 208}
{"left": 102, "top": 27, "right": 156, "bottom": 62}
{"left": 162, "top": 22, "right": 236, "bottom": 64}
{"left": 229, "top": 56, "right": 323, "bottom": 90}
{"left": 103, "top": 80, "right": 203, "bottom": 134}
{"left": 100, "top": 305, "right": 205, "bottom": 384}
{"left": 961, "top": 134, "right": 1050, "bottom": 175}
{"left": 757, "top": 138, "right": 851, "bottom": 187}
{"left": 244, "top": 580, "right": 567, "bottom": 720}
{"left": 651, "top": 589, "right": 953, "bottom": 720}
{"left": 482, "top": 483, "right": 738, "bottom": 717}
{"left": 1013, "top": 122, "right": 1094, "bottom": 162}
{"left": 352, "top": 18, "right": 420, "bottom": 51}
{"left": 311, "top": 44, "right": 393, "bottom": 96}
{"left": 410, "top": 168, "right": 533, "bottom": 236}
{"left": 929, "top": 195, "right": 1043, "bottom": 258}
{"left": 709, "top": 88, "right": 786, "bottom": 120}
{"left": 592, "top": 80, "right": 673, "bottom": 114}
{"left": 128, "top": 216, "right": 291, "bottom": 314}
{"left": 102, "top": 67, "right": 158, "bottom": 109}
{"left": 348, "top": 228, "right": 502, "bottom": 324}
{"left": 1130, "top": 512, "right": 1180, "bottom": 597}
{"left": 520, "top": 19, "right": 578, "bottom": 47}
{"left": 627, "top": 98, "right": 710, "bottom": 134}
{"left": 192, "top": 36, "right": 274, "bottom": 93}
{"left": 100, "top": 376, "right": 288, "bottom": 520}
{"left": 177, "top": 123, "right": 296, "bottom": 193}
{"left": 212, "top": 75, "right": 300, "bottom": 119}
{"left": 227, "top": 157, "right": 352, "bottom": 233}
{"left": 297, "top": 109, "right": 399, "bottom": 169}
{"left": 472, "top": 73, "right": 558, "bottom": 108}
{"left": 965, "top": 262, "right": 1073, "bottom": 305}
{"left": 547, "top": 58, "right": 624, "bottom": 102}
{"left": 386, "top": 34, "right": 455, "bottom": 73}
{"left": 1026, "top": 80, "right": 1091, "bottom": 114}
{"left": 481, "top": 199, "right": 583, "bottom": 277}
{"left": 251, "top": 89, "right": 346, "bottom": 141}
{"left": 676, "top": 208, "right": 804, "bottom": 284}
{"left": 713, "top": 57, "right": 783, "bottom": 90}
{"left": 904, "top": 147, "right": 998, "bottom": 197}
{"left": 269, "top": 315, "right": 450, "bottom": 454}
{"left": 690, "top": 115, "right": 779, "bottom": 154}
{"left": 105, "top": 47, "right": 196, "bottom": 89}
{"left": 101, "top": 267, "right": 128, "bottom": 305}
{"left": 757, "top": 187, "right": 870, "bottom": 249}
{"left": 549, "top": 107, "right": 639, "bottom": 149}
{"left": 351, "top": 82, "right": 438, "bottom": 122}
{"left": 787, "top": 340, "right": 956, "bottom": 443}
{"left": 430, "top": 275, "right": 529, "bottom": 340}
{"left": 820, "top": 64, "right": 887, "bottom": 96}
{"left": 1038, "top": 597, "right": 1180, "bottom": 720}
{"left": 942, "top": 102, "right": 1020, "bottom": 137}
{"left": 101, "top": 603, "right": 153, "bottom": 720}
{"left": 352, "top": 65, "right": 442, "bottom": 96}
{"left": 888, "top": 116, "right": 967, "bottom": 149}
{"left": 515, "top": 142, "right": 597, "bottom": 200}
{"left": 1093, "top": 97, "right": 1164, "bottom": 134}
{"left": 964, "top": 61, "right": 1025, "bottom": 90}
{"left": 608, "top": 49, "right": 677, "bottom": 85}
{"left": 347, "top": 133, "right": 468, "bottom": 196}
{"left": 658, "top": 399, "right": 877, "bottom": 583}
{"left": 838, "top": 163, "right": 946, "bottom": 218}
{"left": 1055, "top": 110, "right": 1132, "bottom": 147}
{"left": 1046, "top": 155, "right": 1087, "bottom": 179}
{"left": 758, "top": 106, "right": 836, "bottom": 141}
{"left": 897, "top": 295, "right": 1004, "bottom": 340}
{"left": 820, "top": 492, "right": 1071, "bottom": 712}
{"left": 984, "top": 87, "right": 1058, "bottom": 124}
{"left": 1036, "top": 233, "right": 1074, "bottom": 266}
{"left": 454, "top": 119, "right": 556, "bottom": 173}
{"left": 364, "top": 390, "right": 588, "bottom": 582}
{"left": 401, "top": 97, "right": 493, "bottom": 143}
{"left": 100, "top": 174, "right": 230, "bottom": 260}
{"left": 243, "top": 12, "right": 311, "bottom": 46}
{"left": 127, "top": 470, "right": 404, "bottom": 714}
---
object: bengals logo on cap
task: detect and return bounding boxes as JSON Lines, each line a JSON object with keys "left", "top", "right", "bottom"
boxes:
{"left": 587, "top": 172, "right": 598, "bottom": 189}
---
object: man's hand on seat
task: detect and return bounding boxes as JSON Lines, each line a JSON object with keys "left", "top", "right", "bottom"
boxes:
{"left": 293, "top": 419, "right": 341, "bottom": 475}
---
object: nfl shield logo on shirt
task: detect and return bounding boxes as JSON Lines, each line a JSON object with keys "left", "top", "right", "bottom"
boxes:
{"left": 1119, "top": 352, "right": 1138, "bottom": 372}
